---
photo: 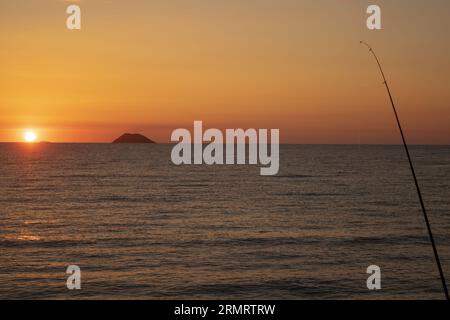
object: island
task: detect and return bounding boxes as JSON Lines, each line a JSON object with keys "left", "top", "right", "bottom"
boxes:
{"left": 112, "top": 133, "right": 156, "bottom": 144}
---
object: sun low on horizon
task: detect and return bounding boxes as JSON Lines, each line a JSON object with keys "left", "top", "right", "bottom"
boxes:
{"left": 24, "top": 130, "right": 38, "bottom": 143}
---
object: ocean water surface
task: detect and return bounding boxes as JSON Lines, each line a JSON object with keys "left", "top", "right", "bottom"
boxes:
{"left": 0, "top": 144, "right": 449, "bottom": 299}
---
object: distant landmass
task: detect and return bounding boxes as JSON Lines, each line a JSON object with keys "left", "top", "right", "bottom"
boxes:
{"left": 112, "top": 133, "right": 156, "bottom": 144}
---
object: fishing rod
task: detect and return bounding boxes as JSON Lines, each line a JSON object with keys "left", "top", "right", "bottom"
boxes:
{"left": 360, "top": 41, "right": 449, "bottom": 300}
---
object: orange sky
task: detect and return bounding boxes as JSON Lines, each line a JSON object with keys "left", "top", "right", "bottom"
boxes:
{"left": 1, "top": 0, "right": 450, "bottom": 143}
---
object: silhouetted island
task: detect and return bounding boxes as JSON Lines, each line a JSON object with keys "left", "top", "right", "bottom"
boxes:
{"left": 112, "top": 133, "right": 156, "bottom": 144}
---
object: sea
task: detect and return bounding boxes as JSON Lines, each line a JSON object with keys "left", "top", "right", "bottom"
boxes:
{"left": 0, "top": 143, "right": 449, "bottom": 299}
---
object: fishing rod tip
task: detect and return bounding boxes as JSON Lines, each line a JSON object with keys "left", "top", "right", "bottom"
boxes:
{"left": 360, "top": 41, "right": 372, "bottom": 51}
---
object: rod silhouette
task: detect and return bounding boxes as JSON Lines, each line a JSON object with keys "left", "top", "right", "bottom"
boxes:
{"left": 360, "top": 41, "right": 449, "bottom": 300}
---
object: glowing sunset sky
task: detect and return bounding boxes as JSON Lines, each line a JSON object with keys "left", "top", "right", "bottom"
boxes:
{"left": 1, "top": 0, "right": 450, "bottom": 143}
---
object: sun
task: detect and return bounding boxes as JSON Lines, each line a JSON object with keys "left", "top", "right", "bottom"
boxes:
{"left": 24, "top": 130, "right": 37, "bottom": 143}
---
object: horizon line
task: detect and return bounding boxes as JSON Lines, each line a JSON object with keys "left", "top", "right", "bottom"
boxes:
{"left": 1, "top": 142, "right": 450, "bottom": 146}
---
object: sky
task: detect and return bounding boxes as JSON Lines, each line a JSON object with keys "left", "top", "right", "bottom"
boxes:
{"left": 1, "top": 0, "right": 450, "bottom": 143}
